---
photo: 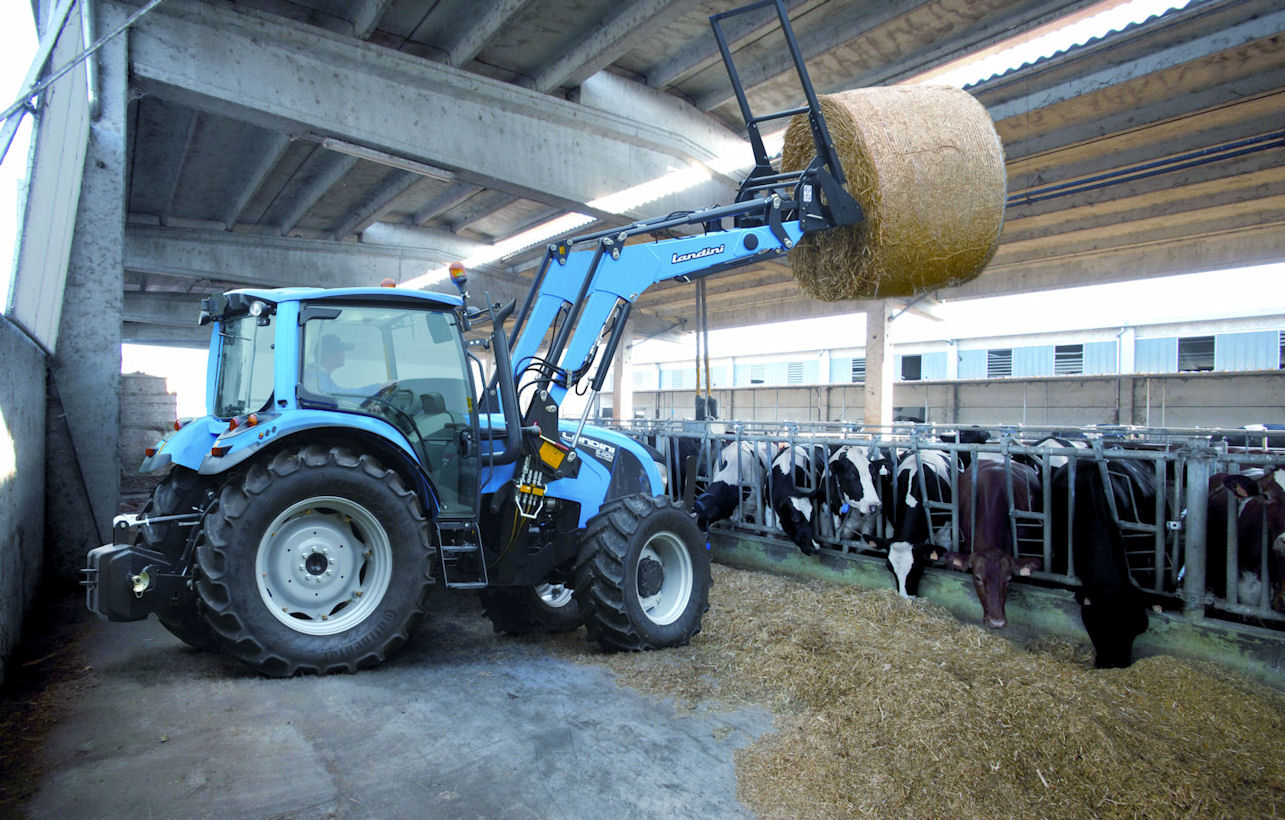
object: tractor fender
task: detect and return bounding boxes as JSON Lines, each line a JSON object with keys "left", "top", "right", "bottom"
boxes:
{"left": 137, "top": 417, "right": 226, "bottom": 474}
{"left": 195, "top": 411, "right": 440, "bottom": 516}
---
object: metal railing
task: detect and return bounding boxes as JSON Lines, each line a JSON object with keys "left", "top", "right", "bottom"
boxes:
{"left": 605, "top": 419, "right": 1285, "bottom": 628}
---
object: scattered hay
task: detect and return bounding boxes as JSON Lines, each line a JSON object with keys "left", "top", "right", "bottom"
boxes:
{"left": 781, "top": 85, "right": 1006, "bottom": 301}
{"left": 576, "top": 565, "right": 1285, "bottom": 818}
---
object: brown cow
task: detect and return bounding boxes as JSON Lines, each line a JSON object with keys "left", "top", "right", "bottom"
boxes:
{"left": 945, "top": 454, "right": 1042, "bottom": 628}
{"left": 1208, "top": 467, "right": 1285, "bottom": 611}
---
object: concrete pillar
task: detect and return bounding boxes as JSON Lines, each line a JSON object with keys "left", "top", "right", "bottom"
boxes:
{"left": 864, "top": 302, "right": 894, "bottom": 429}
{"left": 1118, "top": 327, "right": 1136, "bottom": 374}
{"left": 45, "top": 2, "right": 128, "bottom": 581}
{"left": 945, "top": 340, "right": 959, "bottom": 380}
{"left": 611, "top": 333, "right": 633, "bottom": 422}
{"left": 1117, "top": 375, "right": 1136, "bottom": 426}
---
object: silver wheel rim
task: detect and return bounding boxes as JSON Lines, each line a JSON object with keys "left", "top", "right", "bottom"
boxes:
{"left": 535, "top": 583, "right": 574, "bottom": 609}
{"left": 255, "top": 496, "right": 393, "bottom": 636}
{"left": 636, "top": 531, "right": 693, "bottom": 626}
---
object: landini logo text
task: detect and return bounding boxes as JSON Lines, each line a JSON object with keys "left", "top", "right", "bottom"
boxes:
{"left": 671, "top": 245, "right": 725, "bottom": 264}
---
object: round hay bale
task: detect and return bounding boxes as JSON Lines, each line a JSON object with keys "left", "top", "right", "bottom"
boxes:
{"left": 781, "top": 85, "right": 1006, "bottom": 301}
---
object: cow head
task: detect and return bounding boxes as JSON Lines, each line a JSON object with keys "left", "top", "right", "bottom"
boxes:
{"left": 778, "top": 493, "right": 819, "bottom": 555}
{"left": 944, "top": 549, "right": 1042, "bottom": 628}
{"left": 692, "top": 482, "right": 740, "bottom": 531}
{"left": 887, "top": 541, "right": 940, "bottom": 598}
{"left": 1080, "top": 590, "right": 1148, "bottom": 668}
{"left": 828, "top": 445, "right": 887, "bottom": 518}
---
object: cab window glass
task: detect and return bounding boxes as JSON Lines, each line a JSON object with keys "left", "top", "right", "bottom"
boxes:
{"left": 301, "top": 303, "right": 477, "bottom": 517}
{"left": 214, "top": 314, "right": 275, "bottom": 417}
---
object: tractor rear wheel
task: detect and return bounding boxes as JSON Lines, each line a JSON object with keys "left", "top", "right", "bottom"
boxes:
{"left": 574, "top": 494, "right": 710, "bottom": 651}
{"left": 194, "top": 445, "right": 435, "bottom": 676}
{"left": 140, "top": 467, "right": 221, "bottom": 652}
{"left": 479, "top": 583, "right": 586, "bottom": 634}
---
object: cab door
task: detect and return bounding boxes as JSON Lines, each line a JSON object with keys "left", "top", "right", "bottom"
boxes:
{"left": 299, "top": 303, "right": 479, "bottom": 520}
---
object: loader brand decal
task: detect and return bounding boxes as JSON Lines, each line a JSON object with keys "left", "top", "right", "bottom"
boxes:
{"left": 560, "top": 432, "right": 617, "bottom": 470}
{"left": 671, "top": 244, "right": 725, "bottom": 265}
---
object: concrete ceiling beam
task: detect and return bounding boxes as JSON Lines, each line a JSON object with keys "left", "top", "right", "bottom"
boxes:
{"left": 223, "top": 131, "right": 290, "bottom": 230}
{"left": 644, "top": 0, "right": 823, "bottom": 90}
{"left": 532, "top": 0, "right": 682, "bottom": 94}
{"left": 444, "top": 0, "right": 539, "bottom": 68}
{"left": 985, "top": 8, "right": 1285, "bottom": 128}
{"left": 278, "top": 151, "right": 358, "bottom": 236}
{"left": 127, "top": 0, "right": 736, "bottom": 223}
{"left": 123, "top": 290, "right": 207, "bottom": 327}
{"left": 122, "top": 321, "right": 210, "bottom": 348}
{"left": 693, "top": 0, "right": 1094, "bottom": 113}
{"left": 348, "top": 0, "right": 392, "bottom": 40}
{"left": 330, "top": 169, "right": 420, "bottom": 239}
{"left": 123, "top": 226, "right": 685, "bottom": 340}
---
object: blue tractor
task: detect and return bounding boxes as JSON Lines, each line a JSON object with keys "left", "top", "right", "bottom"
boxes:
{"left": 84, "top": 0, "right": 864, "bottom": 675}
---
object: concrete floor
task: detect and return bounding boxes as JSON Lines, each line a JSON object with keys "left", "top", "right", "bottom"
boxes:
{"left": 5, "top": 593, "right": 772, "bottom": 819}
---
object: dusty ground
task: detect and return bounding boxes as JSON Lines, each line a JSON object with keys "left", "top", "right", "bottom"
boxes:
{"left": 4, "top": 565, "right": 1284, "bottom": 819}
{"left": 0, "top": 588, "right": 769, "bottom": 819}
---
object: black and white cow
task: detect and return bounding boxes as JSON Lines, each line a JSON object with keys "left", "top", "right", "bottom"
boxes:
{"left": 877, "top": 448, "right": 959, "bottom": 598}
{"left": 1051, "top": 456, "right": 1161, "bottom": 668}
{"left": 691, "top": 440, "right": 773, "bottom": 531}
{"left": 826, "top": 444, "right": 892, "bottom": 543}
{"left": 769, "top": 444, "right": 828, "bottom": 555}
{"left": 1027, "top": 434, "right": 1090, "bottom": 471}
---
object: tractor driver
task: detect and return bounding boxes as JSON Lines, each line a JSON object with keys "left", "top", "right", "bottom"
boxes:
{"left": 316, "top": 334, "right": 383, "bottom": 396}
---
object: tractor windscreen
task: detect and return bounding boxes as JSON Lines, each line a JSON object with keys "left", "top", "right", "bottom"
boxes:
{"left": 214, "top": 314, "right": 276, "bottom": 417}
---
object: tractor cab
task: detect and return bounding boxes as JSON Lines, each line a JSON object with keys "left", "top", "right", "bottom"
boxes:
{"left": 203, "top": 287, "right": 483, "bottom": 519}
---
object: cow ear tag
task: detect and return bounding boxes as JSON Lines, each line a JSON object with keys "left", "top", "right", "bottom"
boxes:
{"left": 840, "top": 503, "right": 850, "bottom": 514}
{"left": 705, "top": 539, "right": 712, "bottom": 551}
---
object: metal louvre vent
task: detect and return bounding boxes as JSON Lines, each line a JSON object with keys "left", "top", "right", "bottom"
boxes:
{"left": 987, "top": 348, "right": 1012, "bottom": 378}
{"left": 850, "top": 357, "right": 866, "bottom": 382}
{"left": 1055, "top": 343, "right": 1083, "bottom": 375}
{"left": 787, "top": 362, "right": 804, "bottom": 384}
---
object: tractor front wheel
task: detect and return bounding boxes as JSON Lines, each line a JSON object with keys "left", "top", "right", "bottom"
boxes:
{"left": 574, "top": 494, "right": 711, "bottom": 651}
{"left": 141, "top": 467, "right": 221, "bottom": 652}
{"left": 478, "top": 583, "right": 586, "bottom": 634}
{"left": 194, "top": 445, "right": 434, "bottom": 676}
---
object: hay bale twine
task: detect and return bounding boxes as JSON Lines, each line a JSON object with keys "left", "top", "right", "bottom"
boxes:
{"left": 781, "top": 85, "right": 1006, "bottom": 300}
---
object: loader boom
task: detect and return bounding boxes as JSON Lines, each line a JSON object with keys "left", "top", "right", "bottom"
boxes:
{"left": 504, "top": 0, "right": 862, "bottom": 439}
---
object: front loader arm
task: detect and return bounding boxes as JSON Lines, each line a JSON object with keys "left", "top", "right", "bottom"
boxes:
{"left": 510, "top": 209, "right": 804, "bottom": 409}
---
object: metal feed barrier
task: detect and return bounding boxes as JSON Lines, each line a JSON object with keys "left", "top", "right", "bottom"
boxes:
{"left": 608, "top": 419, "right": 1285, "bottom": 629}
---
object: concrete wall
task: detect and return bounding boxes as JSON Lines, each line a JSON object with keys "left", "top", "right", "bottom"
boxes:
{"left": 0, "top": 318, "right": 47, "bottom": 684}
{"left": 44, "top": 2, "right": 129, "bottom": 586}
{"left": 635, "top": 370, "right": 1285, "bottom": 428}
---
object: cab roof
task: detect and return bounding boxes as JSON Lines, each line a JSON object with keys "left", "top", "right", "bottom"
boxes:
{"left": 228, "top": 286, "right": 462, "bottom": 308}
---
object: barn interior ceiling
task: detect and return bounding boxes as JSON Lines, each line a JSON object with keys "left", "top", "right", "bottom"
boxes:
{"left": 118, "top": 0, "right": 1285, "bottom": 346}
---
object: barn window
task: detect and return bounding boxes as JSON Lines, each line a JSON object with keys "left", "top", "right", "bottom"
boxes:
{"left": 850, "top": 357, "right": 866, "bottom": 382}
{"left": 1177, "top": 336, "right": 1215, "bottom": 372}
{"left": 987, "top": 348, "right": 1012, "bottom": 378}
{"left": 1054, "top": 344, "right": 1083, "bottom": 375}
{"left": 1279, "top": 331, "right": 1284, "bottom": 369}
{"left": 786, "top": 362, "right": 805, "bottom": 384}
{"left": 901, "top": 354, "right": 922, "bottom": 381}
